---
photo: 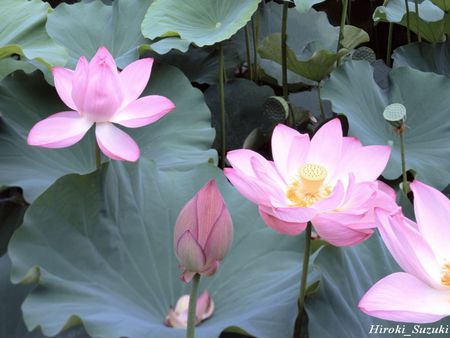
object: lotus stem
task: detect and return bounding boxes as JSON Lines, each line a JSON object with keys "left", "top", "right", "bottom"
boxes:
{"left": 347, "top": 0, "right": 351, "bottom": 24}
{"left": 282, "top": 1, "right": 289, "bottom": 102}
{"left": 414, "top": 0, "right": 421, "bottom": 42}
{"left": 317, "top": 83, "right": 325, "bottom": 120}
{"left": 95, "top": 143, "right": 101, "bottom": 170}
{"left": 186, "top": 274, "right": 201, "bottom": 338}
{"left": 244, "top": 24, "right": 254, "bottom": 80}
{"left": 386, "top": 23, "right": 393, "bottom": 67}
{"left": 219, "top": 43, "right": 226, "bottom": 169}
{"left": 399, "top": 128, "right": 409, "bottom": 194}
{"left": 404, "top": 0, "right": 411, "bottom": 43}
{"left": 251, "top": 14, "right": 259, "bottom": 82}
{"left": 294, "top": 221, "right": 312, "bottom": 338}
{"left": 337, "top": 0, "right": 348, "bottom": 53}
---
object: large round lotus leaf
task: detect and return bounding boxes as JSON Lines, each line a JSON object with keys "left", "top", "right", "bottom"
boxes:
{"left": 373, "top": 0, "right": 447, "bottom": 43}
{"left": 141, "top": 0, "right": 261, "bottom": 48}
{"left": 322, "top": 61, "right": 450, "bottom": 190}
{"left": 0, "top": 255, "right": 89, "bottom": 338}
{"left": 9, "top": 160, "right": 304, "bottom": 338}
{"left": 254, "top": 4, "right": 367, "bottom": 84}
{"left": 46, "top": 0, "right": 153, "bottom": 69}
{"left": 0, "top": 0, "right": 67, "bottom": 80}
{"left": 0, "top": 64, "right": 216, "bottom": 203}
{"left": 0, "top": 189, "right": 26, "bottom": 257}
{"left": 150, "top": 44, "right": 240, "bottom": 85}
{"left": 393, "top": 40, "right": 450, "bottom": 77}
{"left": 204, "top": 78, "right": 274, "bottom": 151}
{"left": 258, "top": 33, "right": 348, "bottom": 83}
{"left": 433, "top": 0, "right": 450, "bottom": 10}
{"left": 306, "top": 233, "right": 450, "bottom": 337}
{"left": 290, "top": 89, "right": 333, "bottom": 119}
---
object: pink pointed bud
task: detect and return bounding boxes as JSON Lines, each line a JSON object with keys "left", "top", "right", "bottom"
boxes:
{"left": 174, "top": 179, "right": 234, "bottom": 283}
{"left": 165, "top": 291, "right": 215, "bottom": 328}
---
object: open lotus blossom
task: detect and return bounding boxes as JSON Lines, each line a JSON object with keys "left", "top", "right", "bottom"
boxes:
{"left": 165, "top": 291, "right": 214, "bottom": 328}
{"left": 174, "top": 179, "right": 234, "bottom": 283}
{"left": 27, "top": 47, "right": 176, "bottom": 162}
{"left": 359, "top": 181, "right": 450, "bottom": 323}
{"left": 224, "top": 118, "right": 396, "bottom": 246}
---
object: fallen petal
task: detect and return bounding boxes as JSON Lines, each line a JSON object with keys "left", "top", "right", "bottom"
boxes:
{"left": 165, "top": 291, "right": 214, "bottom": 328}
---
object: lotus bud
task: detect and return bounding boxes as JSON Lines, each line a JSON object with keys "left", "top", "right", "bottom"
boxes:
{"left": 174, "top": 179, "right": 234, "bottom": 283}
{"left": 165, "top": 291, "right": 214, "bottom": 328}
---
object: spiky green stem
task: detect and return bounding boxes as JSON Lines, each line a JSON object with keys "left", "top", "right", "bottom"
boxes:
{"left": 244, "top": 24, "right": 253, "bottom": 80}
{"left": 294, "top": 222, "right": 312, "bottom": 338}
{"left": 186, "top": 274, "right": 200, "bottom": 338}
{"left": 219, "top": 43, "right": 226, "bottom": 169}
{"left": 404, "top": 0, "right": 411, "bottom": 43}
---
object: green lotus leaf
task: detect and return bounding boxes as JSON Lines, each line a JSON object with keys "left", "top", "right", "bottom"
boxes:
{"left": 149, "top": 38, "right": 191, "bottom": 55}
{"left": 341, "top": 26, "right": 370, "bottom": 50}
{"left": 0, "top": 64, "right": 216, "bottom": 203}
{"left": 322, "top": 60, "right": 450, "bottom": 190}
{"left": 0, "top": 58, "right": 36, "bottom": 80}
{"left": 0, "top": 188, "right": 26, "bottom": 257}
{"left": 204, "top": 78, "right": 275, "bottom": 151}
{"left": 294, "top": 0, "right": 326, "bottom": 13}
{"left": 432, "top": 0, "right": 450, "bottom": 10}
{"left": 259, "top": 33, "right": 347, "bottom": 83}
{"left": 373, "top": 0, "right": 447, "bottom": 43}
{"left": 0, "top": 0, "right": 67, "bottom": 79}
{"left": 290, "top": 89, "right": 333, "bottom": 119}
{"left": 254, "top": 4, "right": 367, "bottom": 84}
{"left": 46, "top": 0, "right": 153, "bottom": 69}
{"left": 9, "top": 160, "right": 305, "bottom": 338}
{"left": 393, "top": 40, "right": 450, "bottom": 76}
{"left": 0, "top": 255, "right": 89, "bottom": 338}
{"left": 150, "top": 44, "right": 240, "bottom": 85}
{"left": 141, "top": 0, "right": 261, "bottom": 48}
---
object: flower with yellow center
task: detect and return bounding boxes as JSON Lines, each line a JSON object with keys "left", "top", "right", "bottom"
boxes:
{"left": 286, "top": 163, "right": 332, "bottom": 207}
{"left": 224, "top": 118, "right": 394, "bottom": 246}
{"left": 360, "top": 181, "right": 450, "bottom": 323}
{"left": 441, "top": 263, "right": 450, "bottom": 286}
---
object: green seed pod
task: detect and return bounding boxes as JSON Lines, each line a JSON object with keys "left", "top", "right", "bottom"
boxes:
{"left": 383, "top": 103, "right": 406, "bottom": 128}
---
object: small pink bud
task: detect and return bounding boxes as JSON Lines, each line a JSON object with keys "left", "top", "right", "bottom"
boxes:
{"left": 174, "top": 179, "right": 234, "bottom": 282}
{"left": 165, "top": 291, "right": 215, "bottom": 328}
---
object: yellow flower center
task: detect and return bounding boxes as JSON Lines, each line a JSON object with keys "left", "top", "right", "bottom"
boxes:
{"left": 286, "top": 163, "right": 332, "bottom": 207}
{"left": 441, "top": 263, "right": 450, "bottom": 286}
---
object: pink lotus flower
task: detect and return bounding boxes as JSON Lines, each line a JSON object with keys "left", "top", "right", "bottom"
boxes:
{"left": 165, "top": 291, "right": 214, "bottom": 328}
{"left": 224, "top": 119, "right": 395, "bottom": 246}
{"left": 359, "top": 181, "right": 450, "bottom": 323}
{"left": 27, "top": 47, "right": 175, "bottom": 162}
{"left": 174, "top": 179, "right": 234, "bottom": 283}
